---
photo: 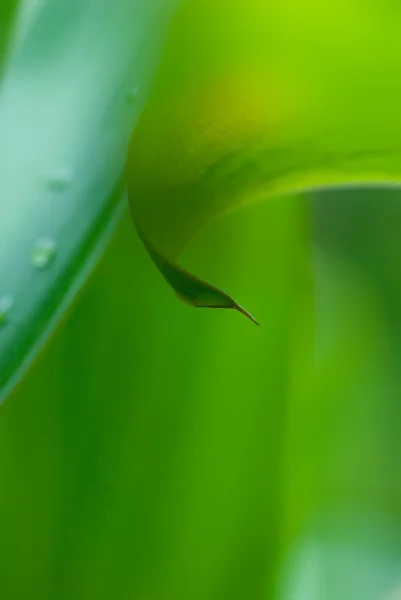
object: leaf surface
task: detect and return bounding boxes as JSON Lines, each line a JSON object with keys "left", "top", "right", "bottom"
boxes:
{"left": 0, "top": 0, "right": 177, "bottom": 402}
{"left": 127, "top": 0, "right": 401, "bottom": 320}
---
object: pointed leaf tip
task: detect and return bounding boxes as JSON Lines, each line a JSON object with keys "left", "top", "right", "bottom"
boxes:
{"left": 135, "top": 226, "right": 258, "bottom": 325}
{"left": 234, "top": 303, "right": 260, "bottom": 326}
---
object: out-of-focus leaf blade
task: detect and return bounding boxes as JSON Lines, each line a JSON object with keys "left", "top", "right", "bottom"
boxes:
{"left": 279, "top": 511, "right": 401, "bottom": 600}
{"left": 127, "top": 0, "right": 401, "bottom": 319}
{"left": 0, "top": 0, "right": 19, "bottom": 74}
{"left": 0, "top": 0, "right": 177, "bottom": 403}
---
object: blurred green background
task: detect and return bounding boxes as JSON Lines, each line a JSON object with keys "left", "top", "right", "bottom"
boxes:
{"left": 2, "top": 188, "right": 401, "bottom": 599}
{"left": 2, "top": 1, "right": 401, "bottom": 599}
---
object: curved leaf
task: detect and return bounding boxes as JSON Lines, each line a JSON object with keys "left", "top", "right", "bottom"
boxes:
{"left": 127, "top": 0, "right": 401, "bottom": 320}
{"left": 0, "top": 0, "right": 177, "bottom": 403}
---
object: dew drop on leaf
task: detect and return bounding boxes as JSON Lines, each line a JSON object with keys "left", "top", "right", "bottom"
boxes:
{"left": 31, "top": 238, "right": 56, "bottom": 269}
{"left": 44, "top": 167, "right": 72, "bottom": 191}
{"left": 0, "top": 295, "right": 14, "bottom": 326}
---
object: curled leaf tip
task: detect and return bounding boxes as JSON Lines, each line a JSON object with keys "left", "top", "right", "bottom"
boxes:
{"left": 233, "top": 303, "right": 260, "bottom": 326}
{"left": 134, "top": 224, "right": 257, "bottom": 325}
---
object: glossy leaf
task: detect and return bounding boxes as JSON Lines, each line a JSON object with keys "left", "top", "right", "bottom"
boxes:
{"left": 0, "top": 0, "right": 177, "bottom": 403}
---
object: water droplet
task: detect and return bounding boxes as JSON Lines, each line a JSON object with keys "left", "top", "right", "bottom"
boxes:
{"left": 44, "top": 167, "right": 72, "bottom": 191}
{"left": 0, "top": 295, "right": 14, "bottom": 326}
{"left": 31, "top": 238, "right": 56, "bottom": 269}
{"left": 127, "top": 85, "right": 140, "bottom": 105}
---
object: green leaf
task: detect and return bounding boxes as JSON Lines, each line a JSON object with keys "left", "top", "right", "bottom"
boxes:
{"left": 127, "top": 0, "right": 401, "bottom": 321}
{"left": 0, "top": 0, "right": 177, "bottom": 403}
{"left": 136, "top": 225, "right": 260, "bottom": 324}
